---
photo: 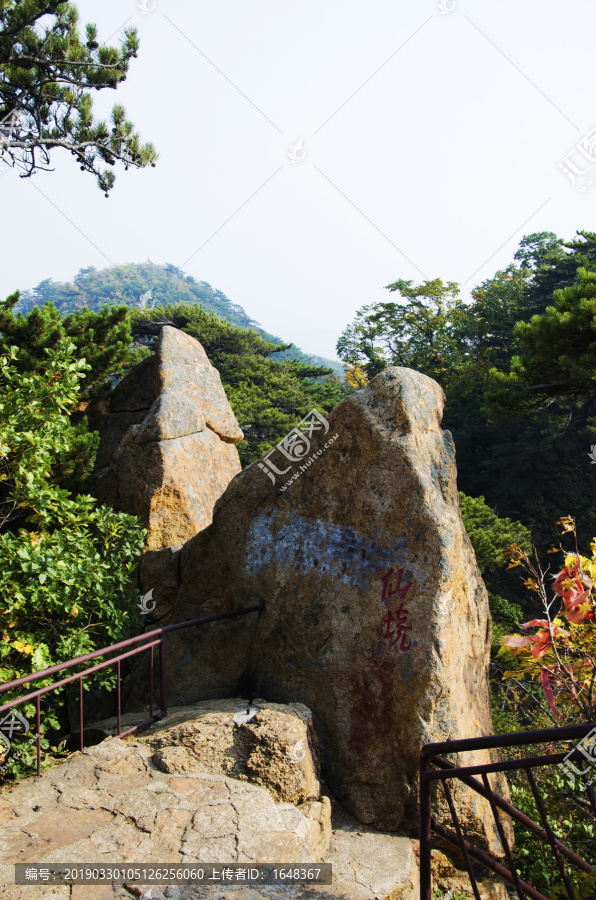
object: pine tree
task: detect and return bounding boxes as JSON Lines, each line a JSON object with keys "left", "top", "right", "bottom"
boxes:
{"left": 0, "top": 1, "right": 157, "bottom": 194}
{"left": 0, "top": 293, "right": 133, "bottom": 494}
{"left": 0, "top": 293, "right": 131, "bottom": 394}
{"left": 514, "top": 230, "right": 596, "bottom": 317}
{"left": 485, "top": 269, "right": 596, "bottom": 419}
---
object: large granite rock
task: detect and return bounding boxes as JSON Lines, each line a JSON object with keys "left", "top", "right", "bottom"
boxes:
{"left": 125, "top": 367, "right": 507, "bottom": 839}
{"left": 91, "top": 327, "right": 243, "bottom": 550}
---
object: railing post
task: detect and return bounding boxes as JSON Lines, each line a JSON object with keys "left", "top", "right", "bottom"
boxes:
{"left": 79, "top": 676, "right": 84, "bottom": 752}
{"left": 149, "top": 645, "right": 154, "bottom": 720}
{"left": 524, "top": 767, "right": 577, "bottom": 900}
{"left": 0, "top": 605, "right": 264, "bottom": 780}
{"left": 420, "top": 753, "right": 432, "bottom": 900}
{"left": 159, "top": 631, "right": 167, "bottom": 718}
{"left": 117, "top": 660, "right": 121, "bottom": 737}
{"left": 35, "top": 696, "right": 41, "bottom": 777}
{"left": 481, "top": 772, "right": 525, "bottom": 900}
{"left": 442, "top": 779, "right": 482, "bottom": 900}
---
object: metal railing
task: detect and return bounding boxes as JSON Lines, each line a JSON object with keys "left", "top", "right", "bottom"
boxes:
{"left": 0, "top": 603, "right": 264, "bottom": 776}
{"left": 420, "top": 723, "right": 596, "bottom": 900}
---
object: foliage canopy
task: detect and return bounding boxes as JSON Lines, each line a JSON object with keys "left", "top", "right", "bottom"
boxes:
{"left": 0, "top": 0, "right": 157, "bottom": 193}
{"left": 0, "top": 340, "right": 146, "bottom": 776}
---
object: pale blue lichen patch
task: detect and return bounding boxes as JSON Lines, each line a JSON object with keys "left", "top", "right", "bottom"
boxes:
{"left": 244, "top": 511, "right": 410, "bottom": 592}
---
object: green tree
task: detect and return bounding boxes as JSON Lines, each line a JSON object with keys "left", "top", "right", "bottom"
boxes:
{"left": 0, "top": 292, "right": 131, "bottom": 394}
{"left": 0, "top": 292, "right": 134, "bottom": 494}
{"left": 459, "top": 491, "right": 532, "bottom": 575}
{"left": 464, "top": 265, "right": 535, "bottom": 372}
{"left": 336, "top": 254, "right": 596, "bottom": 590}
{"left": 456, "top": 400, "right": 596, "bottom": 561}
{"left": 424, "top": 233, "right": 592, "bottom": 434}
{"left": 336, "top": 277, "right": 501, "bottom": 432}
{"left": 442, "top": 235, "right": 596, "bottom": 561}
{"left": 459, "top": 492, "right": 529, "bottom": 630}
{"left": 513, "top": 231, "right": 566, "bottom": 273}
{"left": 336, "top": 277, "right": 464, "bottom": 378}
{"left": 0, "top": 340, "right": 146, "bottom": 775}
{"left": 0, "top": 0, "right": 157, "bottom": 194}
{"left": 513, "top": 230, "right": 596, "bottom": 318}
{"left": 485, "top": 269, "right": 596, "bottom": 420}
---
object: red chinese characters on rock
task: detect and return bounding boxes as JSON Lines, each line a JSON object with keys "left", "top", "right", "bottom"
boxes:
{"left": 381, "top": 567, "right": 413, "bottom": 652}
{"left": 381, "top": 567, "right": 412, "bottom": 603}
{"left": 382, "top": 605, "right": 412, "bottom": 651}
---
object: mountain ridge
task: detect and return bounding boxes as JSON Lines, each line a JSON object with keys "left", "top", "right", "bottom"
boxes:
{"left": 15, "top": 261, "right": 344, "bottom": 376}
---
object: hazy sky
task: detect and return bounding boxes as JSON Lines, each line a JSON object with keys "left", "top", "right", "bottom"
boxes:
{"left": 1, "top": 0, "right": 595, "bottom": 360}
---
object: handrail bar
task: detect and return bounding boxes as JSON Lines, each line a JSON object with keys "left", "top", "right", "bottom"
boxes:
{"left": 428, "top": 754, "right": 593, "bottom": 874}
{"left": 422, "top": 747, "right": 595, "bottom": 781}
{"left": 0, "top": 602, "right": 266, "bottom": 779}
{"left": 0, "top": 604, "right": 265, "bottom": 695}
{"left": 420, "top": 724, "right": 596, "bottom": 900}
{"left": 421, "top": 721, "right": 596, "bottom": 757}
{"left": 0, "top": 639, "right": 162, "bottom": 717}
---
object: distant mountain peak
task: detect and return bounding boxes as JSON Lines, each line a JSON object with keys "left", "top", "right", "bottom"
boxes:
{"left": 16, "top": 262, "right": 343, "bottom": 376}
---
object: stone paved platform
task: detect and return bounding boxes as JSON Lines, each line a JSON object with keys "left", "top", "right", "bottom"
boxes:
{"left": 0, "top": 736, "right": 418, "bottom": 900}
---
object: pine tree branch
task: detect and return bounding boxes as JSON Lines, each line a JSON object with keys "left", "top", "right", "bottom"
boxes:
{"left": 0, "top": 4, "right": 64, "bottom": 41}
{"left": 5, "top": 55, "right": 126, "bottom": 69}
{"left": 520, "top": 376, "right": 595, "bottom": 393}
{"left": 4, "top": 138, "right": 142, "bottom": 155}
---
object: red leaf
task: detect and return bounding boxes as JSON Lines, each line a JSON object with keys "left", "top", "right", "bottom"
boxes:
{"left": 540, "top": 670, "right": 562, "bottom": 718}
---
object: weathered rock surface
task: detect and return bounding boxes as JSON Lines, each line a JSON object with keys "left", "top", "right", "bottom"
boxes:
{"left": 124, "top": 367, "right": 508, "bottom": 840}
{"left": 0, "top": 736, "right": 327, "bottom": 870}
{"left": 0, "top": 737, "right": 422, "bottom": 900}
{"left": 91, "top": 327, "right": 243, "bottom": 551}
{"left": 431, "top": 848, "right": 508, "bottom": 900}
{"left": 93, "top": 701, "right": 322, "bottom": 807}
